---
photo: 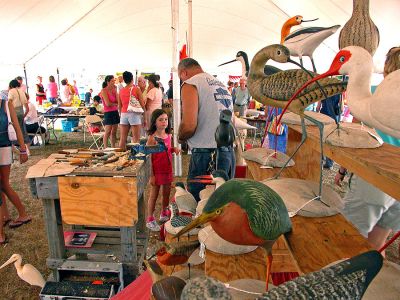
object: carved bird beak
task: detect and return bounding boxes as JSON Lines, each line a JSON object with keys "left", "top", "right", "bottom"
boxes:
{"left": 187, "top": 175, "right": 215, "bottom": 185}
{"left": 218, "top": 59, "right": 237, "bottom": 67}
{"left": 0, "top": 257, "right": 17, "bottom": 269}
{"left": 301, "top": 18, "right": 318, "bottom": 23}
{"left": 174, "top": 211, "right": 218, "bottom": 238}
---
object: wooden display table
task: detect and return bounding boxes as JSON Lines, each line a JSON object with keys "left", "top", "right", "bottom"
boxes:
{"left": 287, "top": 124, "right": 400, "bottom": 200}
{"left": 245, "top": 124, "right": 382, "bottom": 274}
{"left": 29, "top": 157, "right": 150, "bottom": 283}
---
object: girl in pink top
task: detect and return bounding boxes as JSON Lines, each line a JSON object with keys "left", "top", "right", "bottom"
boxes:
{"left": 118, "top": 71, "right": 145, "bottom": 149}
{"left": 101, "top": 75, "right": 119, "bottom": 148}
{"left": 46, "top": 75, "right": 58, "bottom": 103}
{"left": 145, "top": 109, "right": 180, "bottom": 231}
{"left": 144, "top": 74, "right": 162, "bottom": 130}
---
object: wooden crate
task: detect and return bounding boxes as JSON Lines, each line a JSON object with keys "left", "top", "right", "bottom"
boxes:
{"left": 58, "top": 177, "right": 138, "bottom": 226}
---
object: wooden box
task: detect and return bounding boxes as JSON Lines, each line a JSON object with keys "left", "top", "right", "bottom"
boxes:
{"left": 58, "top": 177, "right": 138, "bottom": 226}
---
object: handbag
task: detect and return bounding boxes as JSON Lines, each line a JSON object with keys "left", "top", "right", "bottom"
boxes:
{"left": 266, "top": 115, "right": 285, "bottom": 136}
{"left": 127, "top": 86, "right": 144, "bottom": 113}
{"left": 5, "top": 99, "right": 17, "bottom": 142}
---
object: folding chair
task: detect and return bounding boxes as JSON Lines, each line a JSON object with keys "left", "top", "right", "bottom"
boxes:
{"left": 84, "top": 115, "right": 105, "bottom": 149}
{"left": 27, "top": 115, "right": 48, "bottom": 147}
{"left": 233, "top": 116, "right": 258, "bottom": 150}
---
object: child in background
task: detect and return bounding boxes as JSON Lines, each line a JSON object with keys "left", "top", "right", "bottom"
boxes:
{"left": 146, "top": 109, "right": 180, "bottom": 231}
{"left": 91, "top": 96, "right": 103, "bottom": 113}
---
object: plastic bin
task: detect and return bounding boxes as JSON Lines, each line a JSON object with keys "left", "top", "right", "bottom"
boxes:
{"left": 61, "top": 119, "right": 79, "bottom": 132}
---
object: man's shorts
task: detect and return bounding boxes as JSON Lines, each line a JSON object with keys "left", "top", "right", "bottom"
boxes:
{"left": 342, "top": 175, "right": 400, "bottom": 237}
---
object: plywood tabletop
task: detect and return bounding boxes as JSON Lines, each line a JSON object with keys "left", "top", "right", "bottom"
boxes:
{"left": 289, "top": 124, "right": 400, "bottom": 201}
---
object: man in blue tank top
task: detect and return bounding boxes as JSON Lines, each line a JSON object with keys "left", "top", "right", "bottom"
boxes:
{"left": 178, "top": 58, "right": 235, "bottom": 201}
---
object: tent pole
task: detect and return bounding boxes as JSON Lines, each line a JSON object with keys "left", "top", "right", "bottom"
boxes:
{"left": 188, "top": 0, "right": 193, "bottom": 57}
{"left": 171, "top": 0, "right": 182, "bottom": 176}
{"left": 23, "top": 64, "right": 28, "bottom": 93}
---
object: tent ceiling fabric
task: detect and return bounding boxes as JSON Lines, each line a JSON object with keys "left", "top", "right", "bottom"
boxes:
{"left": 0, "top": 0, "right": 399, "bottom": 76}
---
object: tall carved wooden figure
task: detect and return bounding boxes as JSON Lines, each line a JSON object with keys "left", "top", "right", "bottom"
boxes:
{"left": 339, "top": 0, "right": 380, "bottom": 56}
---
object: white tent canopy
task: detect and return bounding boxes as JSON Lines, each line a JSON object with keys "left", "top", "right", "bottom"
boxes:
{"left": 1, "top": 0, "right": 399, "bottom": 89}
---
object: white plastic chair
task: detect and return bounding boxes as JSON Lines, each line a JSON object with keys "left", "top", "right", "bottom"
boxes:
{"left": 27, "top": 115, "right": 48, "bottom": 147}
{"left": 233, "top": 116, "right": 258, "bottom": 150}
{"left": 84, "top": 115, "right": 105, "bottom": 149}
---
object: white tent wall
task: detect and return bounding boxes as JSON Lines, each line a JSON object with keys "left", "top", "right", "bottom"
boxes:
{"left": 1, "top": 0, "right": 399, "bottom": 90}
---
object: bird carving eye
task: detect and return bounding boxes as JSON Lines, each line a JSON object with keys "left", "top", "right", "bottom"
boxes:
{"left": 339, "top": 56, "right": 345, "bottom": 63}
{"left": 277, "top": 50, "right": 281, "bottom": 55}
{"left": 216, "top": 209, "right": 222, "bottom": 215}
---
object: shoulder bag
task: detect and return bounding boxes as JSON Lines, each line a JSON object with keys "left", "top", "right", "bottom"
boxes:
{"left": 127, "top": 86, "right": 144, "bottom": 113}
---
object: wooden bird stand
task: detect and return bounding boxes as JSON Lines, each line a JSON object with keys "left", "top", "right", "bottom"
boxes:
{"left": 204, "top": 236, "right": 300, "bottom": 283}
{"left": 160, "top": 232, "right": 205, "bottom": 276}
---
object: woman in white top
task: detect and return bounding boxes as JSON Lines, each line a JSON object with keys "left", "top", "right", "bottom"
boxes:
{"left": 144, "top": 74, "right": 163, "bottom": 130}
{"left": 24, "top": 98, "right": 48, "bottom": 145}
{"left": 0, "top": 90, "right": 31, "bottom": 244}
{"left": 8, "top": 79, "right": 30, "bottom": 145}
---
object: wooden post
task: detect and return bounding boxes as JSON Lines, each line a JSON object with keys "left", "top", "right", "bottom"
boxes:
{"left": 121, "top": 227, "right": 137, "bottom": 263}
{"left": 42, "top": 198, "right": 66, "bottom": 280}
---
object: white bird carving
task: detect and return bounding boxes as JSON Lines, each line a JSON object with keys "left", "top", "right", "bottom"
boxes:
{"left": 293, "top": 46, "right": 400, "bottom": 139}
{"left": 0, "top": 254, "right": 45, "bottom": 288}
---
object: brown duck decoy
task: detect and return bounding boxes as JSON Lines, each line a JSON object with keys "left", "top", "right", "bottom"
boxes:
{"left": 247, "top": 44, "right": 347, "bottom": 201}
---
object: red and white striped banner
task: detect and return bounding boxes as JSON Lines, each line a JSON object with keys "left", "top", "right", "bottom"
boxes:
{"left": 229, "top": 75, "right": 241, "bottom": 82}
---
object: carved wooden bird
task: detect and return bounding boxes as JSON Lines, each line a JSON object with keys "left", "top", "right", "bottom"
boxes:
{"left": 283, "top": 25, "right": 340, "bottom": 72}
{"left": 215, "top": 109, "right": 235, "bottom": 148}
{"left": 339, "top": 0, "right": 380, "bottom": 56}
{"left": 188, "top": 169, "right": 229, "bottom": 189}
{"left": 288, "top": 46, "right": 400, "bottom": 139}
{"left": 0, "top": 254, "right": 45, "bottom": 288}
{"left": 258, "top": 250, "right": 382, "bottom": 299}
{"left": 280, "top": 15, "right": 318, "bottom": 44}
{"left": 143, "top": 260, "right": 186, "bottom": 300}
{"left": 156, "top": 240, "right": 200, "bottom": 266}
{"left": 247, "top": 44, "right": 346, "bottom": 200}
{"left": 176, "top": 179, "right": 292, "bottom": 291}
{"left": 218, "top": 51, "right": 282, "bottom": 79}
{"left": 247, "top": 44, "right": 346, "bottom": 114}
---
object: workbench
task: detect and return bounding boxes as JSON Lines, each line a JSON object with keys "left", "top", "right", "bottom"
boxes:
{"left": 245, "top": 124, "right": 381, "bottom": 274}
{"left": 29, "top": 155, "right": 150, "bottom": 285}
